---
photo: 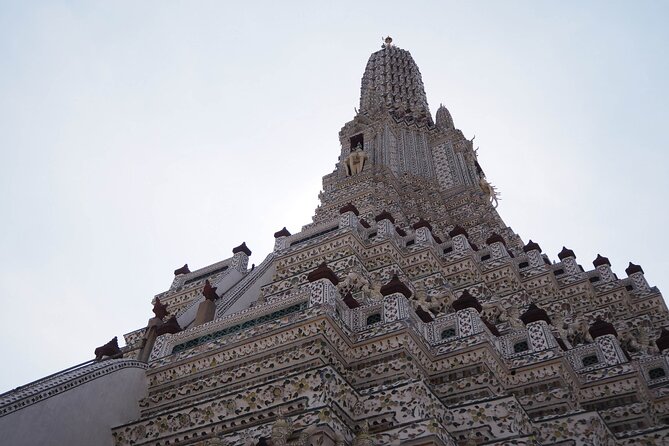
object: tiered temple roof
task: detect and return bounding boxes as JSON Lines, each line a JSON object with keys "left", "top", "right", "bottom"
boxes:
{"left": 2, "top": 39, "right": 669, "bottom": 446}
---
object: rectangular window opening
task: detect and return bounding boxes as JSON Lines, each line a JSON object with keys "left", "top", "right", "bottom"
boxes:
{"left": 350, "top": 133, "right": 364, "bottom": 151}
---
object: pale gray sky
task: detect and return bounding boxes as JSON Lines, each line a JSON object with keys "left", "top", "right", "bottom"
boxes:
{"left": 1, "top": 1, "right": 668, "bottom": 392}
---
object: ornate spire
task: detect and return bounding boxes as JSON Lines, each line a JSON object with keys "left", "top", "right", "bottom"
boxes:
{"left": 307, "top": 262, "right": 340, "bottom": 285}
{"left": 520, "top": 303, "right": 551, "bottom": 325}
{"left": 232, "top": 242, "right": 252, "bottom": 256}
{"left": 558, "top": 246, "right": 576, "bottom": 260}
{"left": 589, "top": 317, "right": 617, "bottom": 339}
{"left": 523, "top": 239, "right": 542, "bottom": 253}
{"left": 626, "top": 262, "right": 644, "bottom": 275}
{"left": 435, "top": 104, "right": 454, "bottom": 130}
{"left": 359, "top": 40, "right": 432, "bottom": 125}
{"left": 452, "top": 289, "right": 482, "bottom": 313}
{"left": 273, "top": 227, "right": 291, "bottom": 238}
{"left": 380, "top": 274, "right": 412, "bottom": 298}
{"left": 593, "top": 254, "right": 611, "bottom": 267}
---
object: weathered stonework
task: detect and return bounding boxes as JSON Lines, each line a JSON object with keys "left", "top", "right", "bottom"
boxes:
{"left": 3, "top": 39, "right": 669, "bottom": 446}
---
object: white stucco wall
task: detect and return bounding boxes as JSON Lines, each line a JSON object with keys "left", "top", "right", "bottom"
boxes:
{"left": 222, "top": 260, "right": 276, "bottom": 316}
{"left": 0, "top": 361, "right": 147, "bottom": 446}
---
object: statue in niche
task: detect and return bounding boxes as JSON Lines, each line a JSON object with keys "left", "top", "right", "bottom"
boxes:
{"left": 352, "top": 421, "right": 373, "bottom": 446}
{"left": 621, "top": 320, "right": 657, "bottom": 356}
{"left": 551, "top": 312, "right": 570, "bottom": 342}
{"left": 337, "top": 270, "right": 382, "bottom": 302}
{"left": 565, "top": 317, "right": 593, "bottom": 346}
{"left": 464, "top": 430, "right": 478, "bottom": 446}
{"left": 411, "top": 286, "right": 449, "bottom": 316}
{"left": 271, "top": 411, "right": 292, "bottom": 445}
{"left": 501, "top": 305, "right": 523, "bottom": 328}
{"left": 479, "top": 176, "right": 500, "bottom": 208}
{"left": 481, "top": 300, "right": 505, "bottom": 324}
{"left": 344, "top": 143, "right": 368, "bottom": 176}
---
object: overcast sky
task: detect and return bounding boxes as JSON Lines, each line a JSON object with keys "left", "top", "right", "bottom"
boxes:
{"left": 1, "top": 1, "right": 668, "bottom": 393}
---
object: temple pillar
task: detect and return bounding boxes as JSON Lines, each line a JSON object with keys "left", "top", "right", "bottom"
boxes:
{"left": 451, "top": 234, "right": 472, "bottom": 253}
{"left": 593, "top": 255, "right": 616, "bottom": 282}
{"left": 414, "top": 226, "right": 434, "bottom": 246}
{"left": 308, "top": 279, "right": 337, "bottom": 308}
{"left": 375, "top": 218, "right": 395, "bottom": 240}
{"left": 558, "top": 247, "right": 583, "bottom": 277}
{"left": 307, "top": 263, "right": 339, "bottom": 308}
{"left": 137, "top": 318, "right": 162, "bottom": 362}
{"left": 412, "top": 219, "right": 434, "bottom": 247}
{"left": 488, "top": 241, "right": 509, "bottom": 260}
{"left": 383, "top": 293, "right": 411, "bottom": 323}
{"left": 273, "top": 227, "right": 291, "bottom": 251}
{"left": 456, "top": 308, "right": 483, "bottom": 336}
{"left": 590, "top": 318, "right": 627, "bottom": 365}
{"left": 595, "top": 334, "right": 628, "bottom": 366}
{"left": 626, "top": 262, "right": 651, "bottom": 292}
{"left": 526, "top": 320, "right": 558, "bottom": 351}
{"left": 193, "top": 299, "right": 216, "bottom": 326}
{"left": 523, "top": 241, "right": 544, "bottom": 268}
{"left": 231, "top": 242, "right": 251, "bottom": 272}
{"left": 339, "top": 203, "right": 360, "bottom": 229}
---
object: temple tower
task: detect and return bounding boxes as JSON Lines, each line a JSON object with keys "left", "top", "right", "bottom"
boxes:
{"left": 2, "top": 39, "right": 669, "bottom": 446}
{"left": 312, "top": 37, "right": 519, "bottom": 251}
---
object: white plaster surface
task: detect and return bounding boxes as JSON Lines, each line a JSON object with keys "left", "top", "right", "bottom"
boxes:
{"left": 0, "top": 364, "right": 147, "bottom": 446}
{"left": 222, "top": 261, "right": 276, "bottom": 317}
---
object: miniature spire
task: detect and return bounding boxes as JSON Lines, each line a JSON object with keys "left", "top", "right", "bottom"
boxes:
{"left": 307, "top": 262, "right": 340, "bottom": 285}
{"left": 339, "top": 203, "right": 360, "bottom": 215}
{"left": 449, "top": 225, "right": 469, "bottom": 238}
{"left": 452, "top": 289, "right": 482, "bottom": 313}
{"left": 486, "top": 233, "right": 506, "bottom": 246}
{"left": 523, "top": 240, "right": 542, "bottom": 253}
{"left": 375, "top": 210, "right": 395, "bottom": 223}
{"left": 360, "top": 40, "right": 432, "bottom": 125}
{"left": 558, "top": 246, "right": 576, "bottom": 260}
{"left": 232, "top": 242, "right": 252, "bottom": 256}
{"left": 380, "top": 274, "right": 412, "bottom": 298}
{"left": 274, "top": 227, "right": 291, "bottom": 238}
{"left": 412, "top": 218, "right": 432, "bottom": 231}
{"left": 656, "top": 328, "right": 669, "bottom": 353}
{"left": 415, "top": 306, "right": 434, "bottom": 323}
{"left": 625, "top": 262, "right": 644, "bottom": 275}
{"left": 588, "top": 317, "right": 617, "bottom": 339}
{"left": 520, "top": 303, "right": 551, "bottom": 325}
{"left": 342, "top": 292, "right": 361, "bottom": 309}
{"left": 156, "top": 316, "right": 181, "bottom": 336}
{"left": 435, "top": 104, "right": 454, "bottom": 130}
{"left": 593, "top": 254, "right": 611, "bottom": 267}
